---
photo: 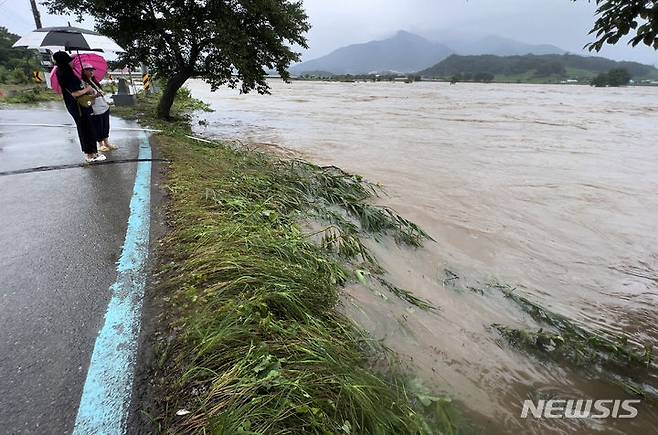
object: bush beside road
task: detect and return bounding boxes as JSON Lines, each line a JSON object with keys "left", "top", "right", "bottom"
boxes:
{"left": 0, "top": 84, "right": 60, "bottom": 104}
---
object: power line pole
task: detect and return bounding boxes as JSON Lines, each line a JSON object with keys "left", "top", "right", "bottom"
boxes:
{"left": 29, "top": 0, "right": 42, "bottom": 29}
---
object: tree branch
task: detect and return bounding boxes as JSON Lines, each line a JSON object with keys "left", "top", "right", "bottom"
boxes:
{"left": 147, "top": 0, "right": 186, "bottom": 69}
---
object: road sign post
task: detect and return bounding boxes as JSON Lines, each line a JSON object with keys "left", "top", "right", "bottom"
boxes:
{"left": 32, "top": 70, "right": 44, "bottom": 84}
{"left": 143, "top": 73, "right": 151, "bottom": 92}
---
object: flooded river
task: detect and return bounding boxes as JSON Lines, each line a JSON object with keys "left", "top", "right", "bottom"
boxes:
{"left": 188, "top": 80, "right": 658, "bottom": 434}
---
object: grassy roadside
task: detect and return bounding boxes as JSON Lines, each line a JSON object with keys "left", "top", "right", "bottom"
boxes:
{"left": 122, "top": 90, "right": 466, "bottom": 434}
{"left": 0, "top": 84, "right": 60, "bottom": 104}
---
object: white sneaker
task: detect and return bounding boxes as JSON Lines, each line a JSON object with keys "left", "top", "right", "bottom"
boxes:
{"left": 85, "top": 153, "right": 107, "bottom": 163}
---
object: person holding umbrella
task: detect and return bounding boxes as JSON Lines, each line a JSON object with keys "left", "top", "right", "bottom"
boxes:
{"left": 81, "top": 63, "right": 116, "bottom": 153}
{"left": 53, "top": 51, "right": 106, "bottom": 163}
{"left": 13, "top": 25, "right": 123, "bottom": 162}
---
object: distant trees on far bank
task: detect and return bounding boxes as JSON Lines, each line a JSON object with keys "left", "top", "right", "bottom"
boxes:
{"left": 590, "top": 68, "right": 632, "bottom": 87}
{"left": 298, "top": 72, "right": 422, "bottom": 83}
{"left": 450, "top": 72, "right": 494, "bottom": 83}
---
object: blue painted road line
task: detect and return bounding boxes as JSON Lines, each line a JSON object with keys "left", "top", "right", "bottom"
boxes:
{"left": 73, "top": 133, "right": 152, "bottom": 434}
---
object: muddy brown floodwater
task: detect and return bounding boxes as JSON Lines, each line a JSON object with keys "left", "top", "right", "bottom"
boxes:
{"left": 189, "top": 80, "right": 658, "bottom": 434}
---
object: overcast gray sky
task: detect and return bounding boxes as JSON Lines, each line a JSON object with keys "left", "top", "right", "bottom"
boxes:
{"left": 2, "top": 0, "right": 657, "bottom": 65}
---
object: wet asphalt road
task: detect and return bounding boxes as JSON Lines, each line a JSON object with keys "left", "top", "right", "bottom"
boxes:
{"left": 0, "top": 103, "right": 151, "bottom": 434}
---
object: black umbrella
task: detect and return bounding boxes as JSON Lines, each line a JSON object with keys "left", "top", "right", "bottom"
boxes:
{"left": 12, "top": 25, "right": 124, "bottom": 53}
{"left": 13, "top": 24, "right": 124, "bottom": 75}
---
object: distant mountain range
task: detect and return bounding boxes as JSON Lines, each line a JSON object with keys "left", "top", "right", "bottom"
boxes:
{"left": 291, "top": 31, "right": 452, "bottom": 75}
{"left": 292, "top": 31, "right": 569, "bottom": 75}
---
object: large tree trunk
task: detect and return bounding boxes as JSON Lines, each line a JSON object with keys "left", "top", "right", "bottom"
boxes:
{"left": 156, "top": 72, "right": 190, "bottom": 119}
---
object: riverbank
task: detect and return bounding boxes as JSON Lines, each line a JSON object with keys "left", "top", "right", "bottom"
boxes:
{"left": 186, "top": 79, "right": 658, "bottom": 433}
{"left": 116, "top": 90, "right": 467, "bottom": 434}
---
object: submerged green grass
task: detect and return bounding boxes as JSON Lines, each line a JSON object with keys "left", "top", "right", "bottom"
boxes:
{"left": 488, "top": 283, "right": 657, "bottom": 400}
{"left": 151, "top": 132, "right": 458, "bottom": 434}
{"left": 441, "top": 272, "right": 657, "bottom": 401}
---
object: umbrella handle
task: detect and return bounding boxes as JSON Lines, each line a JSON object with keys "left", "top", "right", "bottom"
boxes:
{"left": 76, "top": 50, "right": 88, "bottom": 92}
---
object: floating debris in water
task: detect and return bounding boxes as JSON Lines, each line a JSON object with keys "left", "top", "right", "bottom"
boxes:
{"left": 442, "top": 268, "right": 460, "bottom": 287}
{"left": 377, "top": 277, "right": 437, "bottom": 312}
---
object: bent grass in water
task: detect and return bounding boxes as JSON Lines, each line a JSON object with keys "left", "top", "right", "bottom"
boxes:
{"left": 489, "top": 283, "right": 657, "bottom": 400}
{"left": 440, "top": 272, "right": 656, "bottom": 401}
{"left": 151, "top": 132, "right": 458, "bottom": 434}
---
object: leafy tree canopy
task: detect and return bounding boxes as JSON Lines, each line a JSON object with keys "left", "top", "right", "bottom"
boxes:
{"left": 43, "top": 0, "right": 310, "bottom": 118}
{"left": 0, "top": 27, "right": 33, "bottom": 67}
{"left": 0, "top": 27, "right": 41, "bottom": 84}
{"left": 584, "top": 0, "right": 658, "bottom": 51}
{"left": 607, "top": 67, "right": 632, "bottom": 85}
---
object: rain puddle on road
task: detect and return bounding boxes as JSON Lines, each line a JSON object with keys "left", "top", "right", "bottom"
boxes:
{"left": 189, "top": 79, "right": 658, "bottom": 434}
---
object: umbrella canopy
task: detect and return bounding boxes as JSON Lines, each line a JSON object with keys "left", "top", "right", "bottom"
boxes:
{"left": 12, "top": 25, "right": 124, "bottom": 53}
{"left": 50, "top": 53, "right": 109, "bottom": 95}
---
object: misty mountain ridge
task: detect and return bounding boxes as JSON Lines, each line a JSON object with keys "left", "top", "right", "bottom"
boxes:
{"left": 293, "top": 30, "right": 569, "bottom": 75}
{"left": 443, "top": 35, "right": 566, "bottom": 56}
{"left": 291, "top": 31, "right": 452, "bottom": 75}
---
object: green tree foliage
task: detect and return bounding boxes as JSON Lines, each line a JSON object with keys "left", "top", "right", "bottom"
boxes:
{"left": 0, "top": 27, "right": 26, "bottom": 67}
{"left": 590, "top": 68, "right": 631, "bottom": 87}
{"left": 583, "top": 0, "right": 658, "bottom": 51}
{"left": 9, "top": 68, "right": 28, "bottom": 84}
{"left": 473, "top": 72, "right": 495, "bottom": 82}
{"left": 448, "top": 72, "right": 494, "bottom": 83}
{"left": 0, "top": 66, "right": 29, "bottom": 84}
{"left": 44, "top": 0, "right": 310, "bottom": 119}
{"left": 0, "top": 27, "right": 39, "bottom": 84}
{"left": 607, "top": 68, "right": 632, "bottom": 85}
{"left": 536, "top": 60, "right": 566, "bottom": 76}
{"left": 591, "top": 73, "right": 609, "bottom": 87}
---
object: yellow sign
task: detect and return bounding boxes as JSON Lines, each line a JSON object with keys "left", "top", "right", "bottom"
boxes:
{"left": 33, "top": 70, "right": 45, "bottom": 83}
{"left": 143, "top": 73, "right": 151, "bottom": 91}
